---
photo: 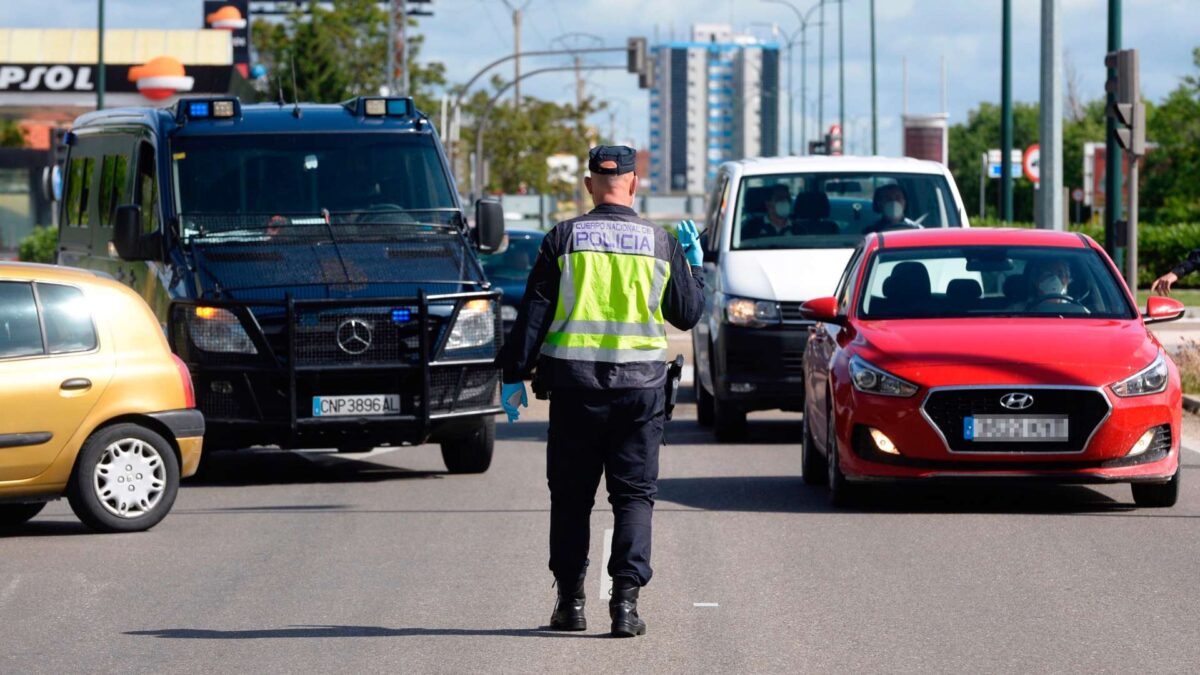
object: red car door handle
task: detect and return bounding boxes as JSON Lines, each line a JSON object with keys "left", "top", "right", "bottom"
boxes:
{"left": 60, "top": 378, "right": 92, "bottom": 391}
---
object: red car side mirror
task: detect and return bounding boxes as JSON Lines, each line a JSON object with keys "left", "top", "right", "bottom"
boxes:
{"left": 1144, "top": 296, "right": 1185, "bottom": 324}
{"left": 801, "top": 296, "right": 844, "bottom": 325}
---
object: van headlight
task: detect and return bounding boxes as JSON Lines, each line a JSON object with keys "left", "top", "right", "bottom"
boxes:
{"left": 724, "top": 295, "right": 780, "bottom": 327}
{"left": 446, "top": 299, "right": 496, "bottom": 350}
{"left": 849, "top": 356, "right": 918, "bottom": 397}
{"left": 1111, "top": 352, "right": 1169, "bottom": 397}
{"left": 188, "top": 306, "right": 257, "bottom": 354}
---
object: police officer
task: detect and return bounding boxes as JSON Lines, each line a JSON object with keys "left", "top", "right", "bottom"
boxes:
{"left": 495, "top": 145, "right": 705, "bottom": 637}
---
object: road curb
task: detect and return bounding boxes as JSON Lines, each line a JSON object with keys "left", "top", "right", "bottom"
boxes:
{"left": 1183, "top": 394, "right": 1200, "bottom": 416}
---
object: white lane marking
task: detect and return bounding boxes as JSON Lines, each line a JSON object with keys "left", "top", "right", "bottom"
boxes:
{"left": 1187, "top": 445, "right": 1200, "bottom": 457}
{"left": 681, "top": 364, "right": 694, "bottom": 386}
{"left": 693, "top": 602, "right": 719, "bottom": 607}
{"left": 600, "top": 528, "right": 614, "bottom": 600}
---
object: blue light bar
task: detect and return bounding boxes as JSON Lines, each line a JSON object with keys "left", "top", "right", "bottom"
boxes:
{"left": 188, "top": 101, "right": 211, "bottom": 118}
{"left": 392, "top": 308, "right": 412, "bottom": 323}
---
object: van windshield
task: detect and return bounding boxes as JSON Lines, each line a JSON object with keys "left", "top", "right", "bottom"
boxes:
{"left": 731, "top": 171, "right": 962, "bottom": 250}
{"left": 171, "top": 133, "right": 458, "bottom": 239}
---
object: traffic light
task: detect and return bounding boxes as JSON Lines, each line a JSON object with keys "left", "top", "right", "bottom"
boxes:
{"left": 627, "top": 37, "right": 653, "bottom": 90}
{"left": 826, "top": 124, "right": 843, "bottom": 156}
{"left": 1105, "top": 49, "right": 1145, "bottom": 156}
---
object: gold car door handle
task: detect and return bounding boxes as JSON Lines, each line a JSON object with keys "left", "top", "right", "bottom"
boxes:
{"left": 60, "top": 378, "right": 92, "bottom": 391}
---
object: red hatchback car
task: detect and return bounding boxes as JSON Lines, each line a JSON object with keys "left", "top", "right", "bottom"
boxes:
{"left": 801, "top": 228, "right": 1184, "bottom": 507}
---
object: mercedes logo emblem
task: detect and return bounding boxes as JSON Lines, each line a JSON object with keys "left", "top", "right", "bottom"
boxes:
{"left": 336, "top": 318, "right": 373, "bottom": 355}
{"left": 999, "top": 392, "right": 1034, "bottom": 410}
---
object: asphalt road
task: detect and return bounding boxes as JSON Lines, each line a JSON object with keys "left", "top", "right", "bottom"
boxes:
{"left": 4, "top": 335, "right": 1200, "bottom": 673}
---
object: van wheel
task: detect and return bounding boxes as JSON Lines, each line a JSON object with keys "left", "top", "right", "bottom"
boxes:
{"left": 713, "top": 394, "right": 747, "bottom": 443}
{"left": 67, "top": 423, "right": 180, "bottom": 533}
{"left": 694, "top": 345, "right": 713, "bottom": 427}
{"left": 801, "top": 413, "right": 827, "bottom": 485}
{"left": 1131, "top": 469, "right": 1180, "bottom": 508}
{"left": 0, "top": 502, "right": 46, "bottom": 527}
{"left": 440, "top": 417, "right": 494, "bottom": 474}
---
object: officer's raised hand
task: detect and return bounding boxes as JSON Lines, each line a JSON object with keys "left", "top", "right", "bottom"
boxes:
{"left": 676, "top": 219, "right": 703, "bottom": 267}
{"left": 501, "top": 381, "right": 528, "bottom": 423}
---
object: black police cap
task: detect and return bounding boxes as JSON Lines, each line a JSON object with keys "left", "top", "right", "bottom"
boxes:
{"left": 588, "top": 145, "right": 637, "bottom": 175}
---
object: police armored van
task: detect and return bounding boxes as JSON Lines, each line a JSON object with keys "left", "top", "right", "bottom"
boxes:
{"left": 57, "top": 96, "right": 506, "bottom": 473}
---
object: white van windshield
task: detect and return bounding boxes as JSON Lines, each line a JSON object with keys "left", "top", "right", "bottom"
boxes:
{"left": 731, "top": 172, "right": 962, "bottom": 250}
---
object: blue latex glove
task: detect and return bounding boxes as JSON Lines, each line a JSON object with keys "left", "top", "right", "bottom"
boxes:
{"left": 676, "top": 219, "right": 703, "bottom": 266}
{"left": 501, "top": 381, "right": 528, "bottom": 423}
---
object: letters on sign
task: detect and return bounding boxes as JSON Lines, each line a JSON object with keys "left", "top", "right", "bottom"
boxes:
{"left": 572, "top": 221, "right": 655, "bottom": 256}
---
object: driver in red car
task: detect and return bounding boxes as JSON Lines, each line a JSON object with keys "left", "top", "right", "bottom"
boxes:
{"left": 1025, "top": 258, "right": 1088, "bottom": 314}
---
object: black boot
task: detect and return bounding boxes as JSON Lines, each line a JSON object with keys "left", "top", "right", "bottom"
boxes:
{"left": 549, "top": 576, "right": 587, "bottom": 631}
{"left": 609, "top": 579, "right": 647, "bottom": 637}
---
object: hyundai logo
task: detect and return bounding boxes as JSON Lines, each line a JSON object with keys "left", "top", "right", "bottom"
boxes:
{"left": 999, "top": 392, "right": 1034, "bottom": 410}
{"left": 336, "top": 319, "right": 373, "bottom": 355}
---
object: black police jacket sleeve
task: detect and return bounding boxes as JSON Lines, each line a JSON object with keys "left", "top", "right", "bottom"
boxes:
{"left": 496, "top": 236, "right": 560, "bottom": 384}
{"left": 1171, "top": 249, "right": 1200, "bottom": 278}
{"left": 663, "top": 236, "right": 706, "bottom": 331}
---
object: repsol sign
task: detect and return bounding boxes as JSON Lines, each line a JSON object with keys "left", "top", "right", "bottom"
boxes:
{"left": 0, "top": 65, "right": 96, "bottom": 91}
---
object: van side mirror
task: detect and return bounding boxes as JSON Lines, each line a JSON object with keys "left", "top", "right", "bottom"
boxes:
{"left": 113, "top": 205, "right": 159, "bottom": 261}
{"left": 700, "top": 231, "right": 718, "bottom": 263}
{"left": 474, "top": 198, "right": 505, "bottom": 253}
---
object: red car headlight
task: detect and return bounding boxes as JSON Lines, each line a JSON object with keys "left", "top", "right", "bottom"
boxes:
{"left": 1111, "top": 352, "right": 1169, "bottom": 397}
{"left": 849, "top": 356, "right": 919, "bottom": 398}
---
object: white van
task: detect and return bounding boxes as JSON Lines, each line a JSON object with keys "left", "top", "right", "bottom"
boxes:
{"left": 692, "top": 156, "right": 969, "bottom": 441}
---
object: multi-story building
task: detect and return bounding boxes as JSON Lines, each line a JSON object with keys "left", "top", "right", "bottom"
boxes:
{"left": 648, "top": 24, "right": 780, "bottom": 194}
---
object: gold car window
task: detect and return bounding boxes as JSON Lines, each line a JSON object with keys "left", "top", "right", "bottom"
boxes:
{"left": 37, "top": 284, "right": 97, "bottom": 354}
{"left": 0, "top": 282, "right": 43, "bottom": 358}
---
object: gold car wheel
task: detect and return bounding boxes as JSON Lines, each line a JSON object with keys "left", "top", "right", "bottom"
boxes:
{"left": 92, "top": 439, "right": 167, "bottom": 519}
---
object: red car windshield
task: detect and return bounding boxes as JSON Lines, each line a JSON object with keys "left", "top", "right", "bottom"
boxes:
{"left": 857, "top": 245, "right": 1137, "bottom": 320}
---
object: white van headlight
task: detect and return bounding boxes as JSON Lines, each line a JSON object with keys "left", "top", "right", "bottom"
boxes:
{"left": 446, "top": 299, "right": 496, "bottom": 350}
{"left": 724, "top": 295, "right": 780, "bottom": 327}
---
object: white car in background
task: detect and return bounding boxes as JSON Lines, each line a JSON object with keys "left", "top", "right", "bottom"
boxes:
{"left": 692, "top": 156, "right": 969, "bottom": 441}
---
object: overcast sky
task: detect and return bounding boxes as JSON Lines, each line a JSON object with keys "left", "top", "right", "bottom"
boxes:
{"left": 5, "top": 0, "right": 1198, "bottom": 156}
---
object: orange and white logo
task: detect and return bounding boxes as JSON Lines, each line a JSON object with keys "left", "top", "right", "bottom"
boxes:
{"left": 206, "top": 5, "right": 248, "bottom": 30}
{"left": 127, "top": 56, "right": 195, "bottom": 101}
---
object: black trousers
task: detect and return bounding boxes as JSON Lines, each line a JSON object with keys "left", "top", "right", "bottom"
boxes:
{"left": 546, "top": 386, "right": 664, "bottom": 588}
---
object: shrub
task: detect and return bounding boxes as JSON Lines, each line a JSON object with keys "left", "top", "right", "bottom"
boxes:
{"left": 17, "top": 226, "right": 58, "bottom": 264}
{"left": 1172, "top": 339, "right": 1200, "bottom": 395}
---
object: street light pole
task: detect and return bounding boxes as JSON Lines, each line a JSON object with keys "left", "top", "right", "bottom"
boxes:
{"left": 870, "top": 0, "right": 877, "bottom": 154}
{"left": 1000, "top": 0, "right": 1013, "bottom": 222}
{"left": 838, "top": 0, "right": 844, "bottom": 139}
{"left": 763, "top": 0, "right": 823, "bottom": 153}
{"left": 818, "top": 0, "right": 824, "bottom": 134}
{"left": 1104, "top": 0, "right": 1123, "bottom": 256}
{"left": 97, "top": 0, "right": 105, "bottom": 110}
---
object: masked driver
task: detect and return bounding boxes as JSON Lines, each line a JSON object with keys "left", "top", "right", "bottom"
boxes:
{"left": 1025, "top": 258, "right": 1088, "bottom": 314}
{"left": 864, "top": 184, "right": 920, "bottom": 235}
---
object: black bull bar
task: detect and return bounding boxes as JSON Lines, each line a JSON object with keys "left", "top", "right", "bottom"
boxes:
{"left": 168, "top": 290, "right": 503, "bottom": 446}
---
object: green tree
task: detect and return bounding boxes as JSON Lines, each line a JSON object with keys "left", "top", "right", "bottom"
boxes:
{"left": 251, "top": 0, "right": 444, "bottom": 113}
{"left": 948, "top": 99, "right": 1107, "bottom": 223}
{"left": 1142, "top": 47, "right": 1200, "bottom": 223}
{"left": 0, "top": 118, "right": 26, "bottom": 147}
{"left": 456, "top": 77, "right": 604, "bottom": 197}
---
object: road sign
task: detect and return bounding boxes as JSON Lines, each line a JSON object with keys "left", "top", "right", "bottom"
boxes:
{"left": 984, "top": 147, "right": 1022, "bottom": 178}
{"left": 1023, "top": 144, "right": 1040, "bottom": 183}
{"left": 1071, "top": 188, "right": 1084, "bottom": 203}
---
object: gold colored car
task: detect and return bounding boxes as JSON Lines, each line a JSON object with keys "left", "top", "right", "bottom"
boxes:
{"left": 0, "top": 262, "right": 203, "bottom": 532}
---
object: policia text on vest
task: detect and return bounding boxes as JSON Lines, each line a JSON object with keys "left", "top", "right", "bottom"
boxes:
{"left": 495, "top": 145, "right": 705, "bottom": 637}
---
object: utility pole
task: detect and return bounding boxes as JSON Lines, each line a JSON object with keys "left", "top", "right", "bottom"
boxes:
{"left": 837, "top": 0, "right": 844, "bottom": 139}
{"left": 817, "top": 0, "right": 824, "bottom": 134}
{"left": 870, "top": 0, "right": 877, "bottom": 154}
{"left": 501, "top": 1, "right": 532, "bottom": 107}
{"left": 1104, "top": 0, "right": 1122, "bottom": 257}
{"left": 1000, "top": 0, "right": 1013, "bottom": 222}
{"left": 97, "top": 0, "right": 105, "bottom": 109}
{"left": 574, "top": 53, "right": 585, "bottom": 212}
{"left": 763, "top": 0, "right": 821, "bottom": 153}
{"left": 1038, "top": 0, "right": 1063, "bottom": 230}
